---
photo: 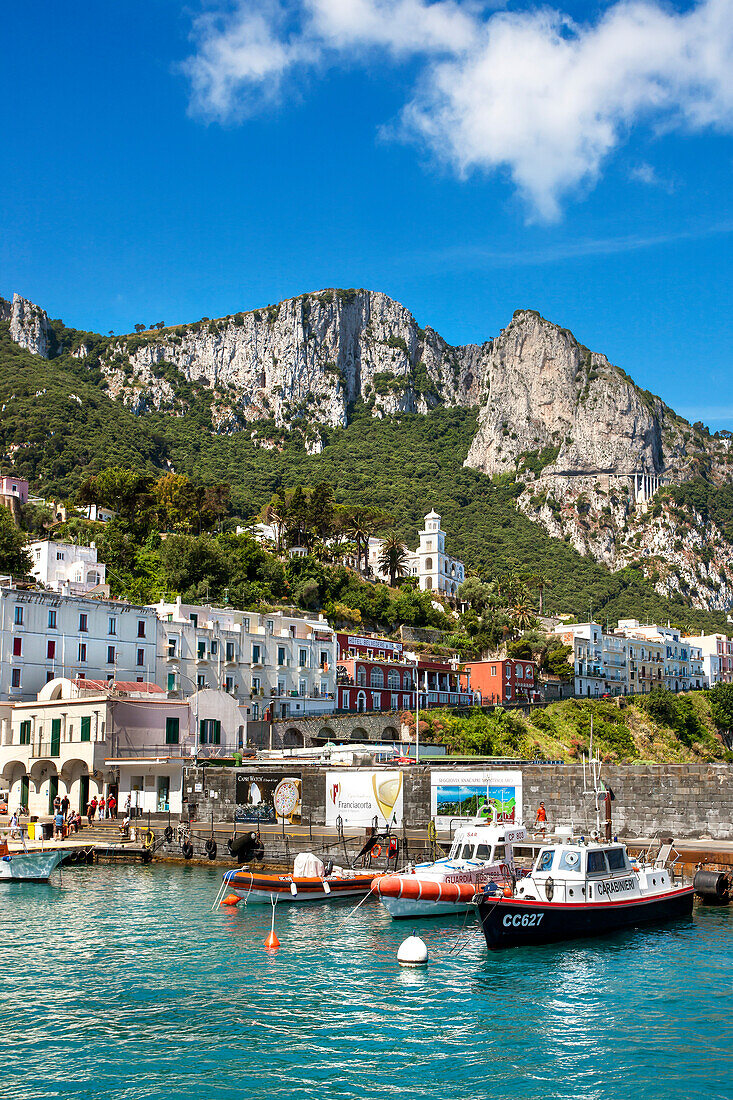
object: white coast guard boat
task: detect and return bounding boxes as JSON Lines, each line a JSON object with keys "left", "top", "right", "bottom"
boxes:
{"left": 374, "top": 810, "right": 526, "bottom": 919}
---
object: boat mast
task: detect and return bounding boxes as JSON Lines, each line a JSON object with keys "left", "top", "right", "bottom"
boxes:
{"left": 582, "top": 715, "right": 603, "bottom": 837}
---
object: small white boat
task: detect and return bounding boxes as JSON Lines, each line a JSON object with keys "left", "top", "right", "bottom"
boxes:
{"left": 375, "top": 812, "right": 526, "bottom": 919}
{"left": 0, "top": 829, "right": 64, "bottom": 883}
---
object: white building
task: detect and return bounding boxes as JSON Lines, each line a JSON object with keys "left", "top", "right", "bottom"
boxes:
{"left": 152, "top": 599, "right": 336, "bottom": 722}
{"left": 0, "top": 677, "right": 188, "bottom": 817}
{"left": 367, "top": 510, "right": 465, "bottom": 596}
{"left": 0, "top": 583, "right": 158, "bottom": 701}
{"left": 555, "top": 623, "right": 606, "bottom": 697}
{"left": 556, "top": 619, "right": 705, "bottom": 697}
{"left": 29, "top": 539, "right": 109, "bottom": 596}
{"left": 81, "top": 504, "right": 117, "bottom": 523}
{"left": 618, "top": 621, "right": 703, "bottom": 692}
{"left": 683, "top": 633, "right": 733, "bottom": 687}
{"left": 0, "top": 678, "right": 250, "bottom": 818}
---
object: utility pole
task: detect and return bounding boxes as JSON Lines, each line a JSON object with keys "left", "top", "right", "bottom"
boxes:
{"left": 414, "top": 660, "right": 420, "bottom": 766}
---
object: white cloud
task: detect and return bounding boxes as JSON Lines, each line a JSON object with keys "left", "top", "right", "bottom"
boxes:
{"left": 184, "top": 0, "right": 733, "bottom": 218}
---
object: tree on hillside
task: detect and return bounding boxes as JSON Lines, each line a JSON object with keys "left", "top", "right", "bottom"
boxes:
{"left": 379, "top": 532, "right": 409, "bottom": 586}
{"left": 529, "top": 570, "right": 553, "bottom": 614}
{"left": 308, "top": 483, "right": 335, "bottom": 542}
{"left": 511, "top": 602, "right": 536, "bottom": 633}
{"left": 458, "top": 576, "right": 493, "bottom": 613}
{"left": 261, "top": 492, "right": 288, "bottom": 553}
{"left": 77, "top": 468, "right": 155, "bottom": 527}
{"left": 0, "top": 507, "right": 33, "bottom": 576}
{"left": 709, "top": 682, "right": 733, "bottom": 734}
{"left": 344, "top": 505, "right": 393, "bottom": 573}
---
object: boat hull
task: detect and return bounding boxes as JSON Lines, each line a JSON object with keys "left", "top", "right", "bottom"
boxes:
{"left": 382, "top": 896, "right": 474, "bottom": 919}
{"left": 478, "top": 887, "right": 695, "bottom": 948}
{"left": 0, "top": 851, "right": 65, "bottom": 882}
{"left": 228, "top": 871, "right": 375, "bottom": 905}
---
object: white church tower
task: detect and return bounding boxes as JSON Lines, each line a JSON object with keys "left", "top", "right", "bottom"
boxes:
{"left": 412, "top": 510, "right": 464, "bottom": 595}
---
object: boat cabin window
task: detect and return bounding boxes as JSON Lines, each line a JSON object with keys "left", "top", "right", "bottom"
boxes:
{"left": 558, "top": 849, "right": 581, "bottom": 872}
{"left": 460, "top": 844, "right": 474, "bottom": 859}
{"left": 587, "top": 850, "right": 609, "bottom": 874}
{"left": 475, "top": 844, "right": 492, "bottom": 861}
{"left": 606, "top": 847, "right": 627, "bottom": 871}
{"left": 537, "top": 849, "right": 555, "bottom": 872}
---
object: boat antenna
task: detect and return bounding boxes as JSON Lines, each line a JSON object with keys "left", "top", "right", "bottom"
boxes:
{"left": 582, "top": 715, "right": 603, "bottom": 837}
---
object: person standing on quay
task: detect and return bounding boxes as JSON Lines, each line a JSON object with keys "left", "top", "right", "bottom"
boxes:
{"left": 61, "top": 794, "right": 70, "bottom": 817}
{"left": 89, "top": 796, "right": 98, "bottom": 824}
{"left": 534, "top": 802, "right": 547, "bottom": 835}
{"left": 108, "top": 793, "right": 117, "bottom": 819}
{"left": 98, "top": 795, "right": 105, "bottom": 821}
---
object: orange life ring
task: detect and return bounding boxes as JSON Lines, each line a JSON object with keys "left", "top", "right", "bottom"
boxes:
{"left": 372, "top": 844, "right": 382, "bottom": 857}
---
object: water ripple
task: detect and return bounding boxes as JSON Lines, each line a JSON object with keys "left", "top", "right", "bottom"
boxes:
{"left": 1, "top": 865, "right": 732, "bottom": 1100}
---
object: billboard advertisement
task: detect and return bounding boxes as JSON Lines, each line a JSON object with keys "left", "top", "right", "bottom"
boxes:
{"left": 430, "top": 770, "right": 522, "bottom": 828}
{"left": 235, "top": 771, "right": 302, "bottom": 824}
{"left": 326, "top": 770, "right": 404, "bottom": 828}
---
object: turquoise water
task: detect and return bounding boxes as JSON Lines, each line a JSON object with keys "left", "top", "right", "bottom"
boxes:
{"left": 2, "top": 863, "right": 733, "bottom": 1100}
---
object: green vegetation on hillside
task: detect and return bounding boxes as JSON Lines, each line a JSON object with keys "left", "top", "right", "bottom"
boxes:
{"left": 417, "top": 689, "right": 731, "bottom": 764}
{"left": 0, "top": 322, "right": 729, "bottom": 632}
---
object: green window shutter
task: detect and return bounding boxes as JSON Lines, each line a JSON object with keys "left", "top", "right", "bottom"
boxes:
{"left": 199, "top": 719, "right": 207, "bottom": 744}
{"left": 50, "top": 718, "right": 61, "bottom": 757}
{"left": 80, "top": 716, "right": 91, "bottom": 742}
{"left": 167, "top": 672, "right": 176, "bottom": 692}
{"left": 20, "top": 720, "right": 30, "bottom": 745}
{"left": 165, "top": 717, "right": 180, "bottom": 745}
{"left": 213, "top": 719, "right": 221, "bottom": 745}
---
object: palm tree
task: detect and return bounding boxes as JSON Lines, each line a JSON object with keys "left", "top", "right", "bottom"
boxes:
{"left": 345, "top": 507, "right": 372, "bottom": 574}
{"left": 511, "top": 602, "right": 536, "bottom": 632}
{"left": 529, "top": 570, "right": 553, "bottom": 615}
{"left": 379, "top": 533, "right": 409, "bottom": 586}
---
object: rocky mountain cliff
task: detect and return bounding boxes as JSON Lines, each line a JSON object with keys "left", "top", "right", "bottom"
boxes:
{"left": 3, "top": 287, "right": 731, "bottom": 609}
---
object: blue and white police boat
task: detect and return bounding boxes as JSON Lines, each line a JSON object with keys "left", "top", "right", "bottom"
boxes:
{"left": 477, "top": 834, "right": 693, "bottom": 948}
{"left": 477, "top": 740, "right": 693, "bottom": 948}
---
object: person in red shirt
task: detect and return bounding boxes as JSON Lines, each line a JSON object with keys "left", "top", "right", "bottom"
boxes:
{"left": 98, "top": 796, "right": 106, "bottom": 821}
{"left": 534, "top": 802, "right": 547, "bottom": 835}
{"left": 108, "top": 794, "right": 117, "bottom": 819}
{"left": 88, "top": 797, "right": 98, "bottom": 825}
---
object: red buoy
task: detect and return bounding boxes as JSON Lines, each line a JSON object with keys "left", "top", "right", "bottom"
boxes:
{"left": 221, "top": 893, "right": 240, "bottom": 906}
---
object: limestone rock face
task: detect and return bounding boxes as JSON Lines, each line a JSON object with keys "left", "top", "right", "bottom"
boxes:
{"left": 4, "top": 286, "right": 732, "bottom": 610}
{"left": 97, "top": 290, "right": 478, "bottom": 429}
{"left": 463, "top": 310, "right": 682, "bottom": 479}
{"left": 3, "top": 293, "right": 51, "bottom": 357}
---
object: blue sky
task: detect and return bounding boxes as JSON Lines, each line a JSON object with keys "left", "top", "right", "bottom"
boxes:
{"left": 1, "top": 0, "right": 732, "bottom": 427}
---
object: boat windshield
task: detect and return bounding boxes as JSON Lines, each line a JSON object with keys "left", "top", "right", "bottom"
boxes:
{"left": 537, "top": 849, "right": 555, "bottom": 872}
{"left": 607, "top": 847, "right": 627, "bottom": 871}
{"left": 587, "top": 850, "right": 609, "bottom": 874}
{"left": 476, "top": 844, "right": 493, "bottom": 861}
{"left": 459, "top": 843, "right": 474, "bottom": 859}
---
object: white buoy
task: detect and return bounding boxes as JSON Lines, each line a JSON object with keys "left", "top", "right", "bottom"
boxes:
{"left": 397, "top": 935, "right": 428, "bottom": 967}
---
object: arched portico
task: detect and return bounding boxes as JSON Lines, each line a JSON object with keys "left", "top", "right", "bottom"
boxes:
{"left": 60, "top": 758, "right": 91, "bottom": 814}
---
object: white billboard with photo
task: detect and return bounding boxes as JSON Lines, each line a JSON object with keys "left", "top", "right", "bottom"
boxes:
{"left": 326, "top": 770, "right": 404, "bottom": 827}
{"left": 430, "top": 770, "right": 523, "bottom": 830}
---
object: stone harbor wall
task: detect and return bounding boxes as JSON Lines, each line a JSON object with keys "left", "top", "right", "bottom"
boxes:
{"left": 522, "top": 763, "right": 733, "bottom": 840}
{"left": 182, "top": 762, "right": 733, "bottom": 840}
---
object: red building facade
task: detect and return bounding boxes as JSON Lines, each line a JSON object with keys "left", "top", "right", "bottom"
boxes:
{"left": 464, "top": 658, "right": 540, "bottom": 705}
{"left": 336, "top": 633, "right": 473, "bottom": 713}
{"left": 336, "top": 633, "right": 415, "bottom": 713}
